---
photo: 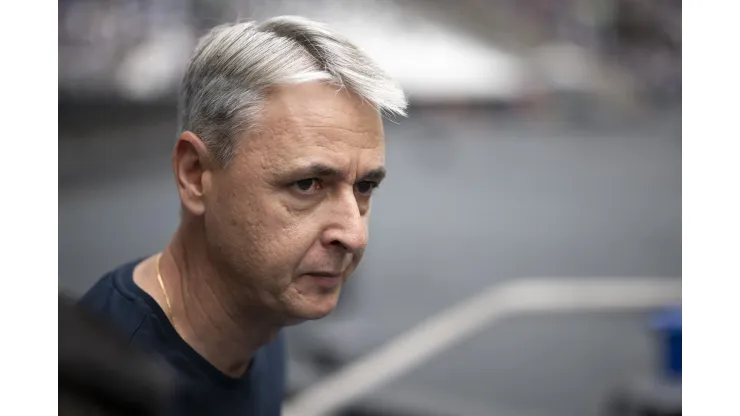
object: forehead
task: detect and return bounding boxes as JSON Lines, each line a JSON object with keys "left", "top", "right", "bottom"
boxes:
{"left": 240, "top": 83, "right": 386, "bottom": 170}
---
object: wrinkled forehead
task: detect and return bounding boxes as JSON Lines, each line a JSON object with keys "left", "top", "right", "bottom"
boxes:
{"left": 242, "top": 83, "right": 386, "bottom": 171}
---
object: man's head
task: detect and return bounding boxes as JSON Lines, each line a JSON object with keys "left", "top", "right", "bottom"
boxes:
{"left": 173, "top": 16, "right": 407, "bottom": 324}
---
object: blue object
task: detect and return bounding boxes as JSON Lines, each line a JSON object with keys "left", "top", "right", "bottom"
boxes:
{"left": 651, "top": 306, "right": 682, "bottom": 380}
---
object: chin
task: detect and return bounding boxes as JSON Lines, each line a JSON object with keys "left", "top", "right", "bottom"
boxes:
{"left": 282, "top": 290, "right": 341, "bottom": 325}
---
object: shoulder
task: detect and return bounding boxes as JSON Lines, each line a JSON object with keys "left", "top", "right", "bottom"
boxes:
{"left": 250, "top": 332, "right": 287, "bottom": 411}
{"left": 78, "top": 258, "right": 150, "bottom": 339}
{"left": 264, "top": 331, "right": 287, "bottom": 363}
{"left": 255, "top": 331, "right": 287, "bottom": 383}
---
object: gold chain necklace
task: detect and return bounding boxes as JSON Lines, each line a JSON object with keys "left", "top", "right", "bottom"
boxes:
{"left": 155, "top": 253, "right": 174, "bottom": 325}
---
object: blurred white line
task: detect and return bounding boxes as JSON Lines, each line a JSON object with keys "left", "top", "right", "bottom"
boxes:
{"left": 283, "top": 277, "right": 681, "bottom": 416}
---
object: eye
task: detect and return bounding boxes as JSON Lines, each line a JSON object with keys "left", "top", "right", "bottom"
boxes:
{"left": 356, "top": 181, "right": 379, "bottom": 196}
{"left": 291, "top": 178, "right": 322, "bottom": 194}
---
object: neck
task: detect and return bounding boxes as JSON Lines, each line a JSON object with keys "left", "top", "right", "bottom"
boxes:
{"left": 157, "top": 221, "right": 280, "bottom": 378}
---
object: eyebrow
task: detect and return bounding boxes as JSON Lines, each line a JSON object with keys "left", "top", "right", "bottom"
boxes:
{"left": 286, "top": 163, "right": 386, "bottom": 182}
{"left": 289, "top": 163, "right": 342, "bottom": 179}
{"left": 360, "top": 167, "right": 387, "bottom": 182}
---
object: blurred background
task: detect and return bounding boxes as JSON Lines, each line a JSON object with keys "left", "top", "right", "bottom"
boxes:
{"left": 59, "top": 0, "right": 681, "bottom": 415}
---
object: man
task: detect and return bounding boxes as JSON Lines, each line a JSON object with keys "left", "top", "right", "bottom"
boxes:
{"left": 79, "top": 15, "right": 407, "bottom": 416}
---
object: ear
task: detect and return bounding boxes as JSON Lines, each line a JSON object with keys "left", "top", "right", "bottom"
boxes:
{"left": 172, "top": 131, "right": 213, "bottom": 216}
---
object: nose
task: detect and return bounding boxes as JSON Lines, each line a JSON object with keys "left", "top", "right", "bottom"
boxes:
{"left": 321, "top": 192, "right": 369, "bottom": 254}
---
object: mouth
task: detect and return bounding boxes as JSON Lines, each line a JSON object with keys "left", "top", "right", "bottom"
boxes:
{"left": 302, "top": 271, "right": 343, "bottom": 288}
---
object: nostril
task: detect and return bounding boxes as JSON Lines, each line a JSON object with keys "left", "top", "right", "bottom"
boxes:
{"left": 330, "top": 240, "right": 349, "bottom": 251}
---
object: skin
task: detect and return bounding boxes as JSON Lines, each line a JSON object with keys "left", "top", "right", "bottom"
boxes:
{"left": 133, "top": 82, "right": 386, "bottom": 377}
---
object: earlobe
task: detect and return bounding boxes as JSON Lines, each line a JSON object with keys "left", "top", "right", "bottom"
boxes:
{"left": 173, "top": 131, "right": 210, "bottom": 216}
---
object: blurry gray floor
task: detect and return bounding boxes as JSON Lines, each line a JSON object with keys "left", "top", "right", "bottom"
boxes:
{"left": 59, "top": 105, "right": 681, "bottom": 416}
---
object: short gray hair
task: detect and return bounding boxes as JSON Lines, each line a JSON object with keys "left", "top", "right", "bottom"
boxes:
{"left": 178, "top": 16, "right": 408, "bottom": 166}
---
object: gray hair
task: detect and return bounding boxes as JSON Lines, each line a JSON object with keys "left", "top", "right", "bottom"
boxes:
{"left": 178, "top": 16, "right": 408, "bottom": 166}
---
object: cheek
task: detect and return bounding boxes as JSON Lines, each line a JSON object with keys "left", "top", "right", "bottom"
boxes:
{"left": 204, "top": 183, "right": 270, "bottom": 268}
{"left": 221, "top": 196, "right": 319, "bottom": 276}
{"left": 269, "top": 219, "right": 321, "bottom": 269}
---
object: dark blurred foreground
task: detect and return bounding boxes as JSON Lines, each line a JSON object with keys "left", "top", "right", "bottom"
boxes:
{"left": 59, "top": 295, "right": 172, "bottom": 416}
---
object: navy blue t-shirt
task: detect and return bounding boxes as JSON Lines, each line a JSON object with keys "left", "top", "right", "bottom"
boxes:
{"left": 78, "top": 259, "right": 286, "bottom": 416}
